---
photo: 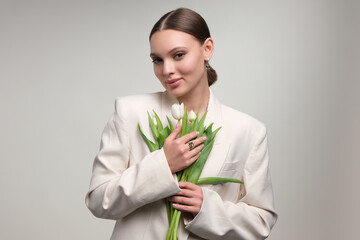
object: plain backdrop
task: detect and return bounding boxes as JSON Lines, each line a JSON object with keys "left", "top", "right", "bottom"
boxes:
{"left": 1, "top": 0, "right": 359, "bottom": 239}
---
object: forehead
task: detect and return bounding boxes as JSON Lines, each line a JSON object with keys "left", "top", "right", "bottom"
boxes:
{"left": 150, "top": 29, "right": 201, "bottom": 55}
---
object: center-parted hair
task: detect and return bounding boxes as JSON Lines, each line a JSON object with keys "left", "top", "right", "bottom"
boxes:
{"left": 149, "top": 8, "right": 218, "bottom": 86}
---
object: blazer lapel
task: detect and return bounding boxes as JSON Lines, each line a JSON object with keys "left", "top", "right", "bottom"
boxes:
{"left": 198, "top": 89, "right": 230, "bottom": 182}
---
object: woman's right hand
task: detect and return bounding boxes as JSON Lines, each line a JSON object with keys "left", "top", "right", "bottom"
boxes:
{"left": 163, "top": 124, "right": 206, "bottom": 174}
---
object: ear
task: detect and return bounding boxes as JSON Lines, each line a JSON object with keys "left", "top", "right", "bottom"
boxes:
{"left": 202, "top": 38, "right": 214, "bottom": 60}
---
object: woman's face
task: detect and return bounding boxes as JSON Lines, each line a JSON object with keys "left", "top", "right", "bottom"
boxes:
{"left": 150, "top": 29, "right": 212, "bottom": 99}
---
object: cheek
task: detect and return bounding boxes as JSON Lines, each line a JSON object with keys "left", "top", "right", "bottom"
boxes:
{"left": 179, "top": 55, "right": 203, "bottom": 75}
{"left": 153, "top": 65, "right": 163, "bottom": 80}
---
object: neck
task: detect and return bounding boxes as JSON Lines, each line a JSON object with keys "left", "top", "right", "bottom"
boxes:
{"left": 177, "top": 86, "right": 210, "bottom": 118}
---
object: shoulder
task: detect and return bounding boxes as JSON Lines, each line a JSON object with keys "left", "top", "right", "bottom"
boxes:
{"left": 112, "top": 92, "right": 163, "bottom": 124}
{"left": 115, "top": 92, "right": 162, "bottom": 109}
{"left": 222, "top": 104, "right": 264, "bottom": 127}
{"left": 220, "top": 104, "right": 266, "bottom": 141}
{"left": 114, "top": 92, "right": 162, "bottom": 113}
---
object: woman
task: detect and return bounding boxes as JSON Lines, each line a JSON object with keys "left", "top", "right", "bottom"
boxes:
{"left": 86, "top": 8, "right": 277, "bottom": 240}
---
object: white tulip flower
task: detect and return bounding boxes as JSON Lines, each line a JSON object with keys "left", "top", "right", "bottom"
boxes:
{"left": 171, "top": 103, "right": 184, "bottom": 120}
{"left": 188, "top": 110, "right": 196, "bottom": 122}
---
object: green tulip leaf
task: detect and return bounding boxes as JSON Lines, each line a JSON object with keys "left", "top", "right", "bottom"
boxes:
{"left": 197, "top": 177, "right": 244, "bottom": 185}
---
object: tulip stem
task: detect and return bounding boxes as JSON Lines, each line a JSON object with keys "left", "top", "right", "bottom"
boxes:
{"left": 139, "top": 107, "right": 243, "bottom": 240}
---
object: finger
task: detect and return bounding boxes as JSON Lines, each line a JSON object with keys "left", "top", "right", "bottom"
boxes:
{"left": 180, "top": 152, "right": 200, "bottom": 167}
{"left": 178, "top": 181, "right": 200, "bottom": 190}
{"left": 187, "top": 144, "right": 204, "bottom": 158}
{"left": 190, "top": 136, "right": 207, "bottom": 148}
{"left": 174, "top": 188, "right": 194, "bottom": 197}
{"left": 172, "top": 203, "right": 199, "bottom": 216}
{"left": 168, "top": 195, "right": 197, "bottom": 205}
{"left": 167, "top": 123, "right": 181, "bottom": 141}
{"left": 179, "top": 131, "right": 199, "bottom": 144}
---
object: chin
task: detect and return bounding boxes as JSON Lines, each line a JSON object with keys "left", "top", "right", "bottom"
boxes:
{"left": 165, "top": 86, "right": 188, "bottom": 99}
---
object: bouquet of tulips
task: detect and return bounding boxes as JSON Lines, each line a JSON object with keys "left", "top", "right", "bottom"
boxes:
{"left": 138, "top": 103, "right": 243, "bottom": 240}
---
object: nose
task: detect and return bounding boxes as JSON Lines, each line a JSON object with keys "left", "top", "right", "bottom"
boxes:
{"left": 162, "top": 60, "right": 175, "bottom": 76}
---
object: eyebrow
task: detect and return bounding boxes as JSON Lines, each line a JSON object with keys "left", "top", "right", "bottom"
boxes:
{"left": 150, "top": 47, "right": 188, "bottom": 58}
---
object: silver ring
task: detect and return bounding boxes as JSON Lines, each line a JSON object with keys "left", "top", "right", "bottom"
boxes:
{"left": 188, "top": 141, "right": 194, "bottom": 150}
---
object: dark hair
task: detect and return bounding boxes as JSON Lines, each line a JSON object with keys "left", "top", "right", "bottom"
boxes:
{"left": 149, "top": 8, "right": 217, "bottom": 86}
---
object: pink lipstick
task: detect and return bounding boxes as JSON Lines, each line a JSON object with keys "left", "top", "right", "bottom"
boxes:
{"left": 166, "top": 78, "right": 182, "bottom": 88}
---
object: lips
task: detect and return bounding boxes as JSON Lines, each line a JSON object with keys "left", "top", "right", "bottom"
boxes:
{"left": 166, "top": 78, "right": 182, "bottom": 88}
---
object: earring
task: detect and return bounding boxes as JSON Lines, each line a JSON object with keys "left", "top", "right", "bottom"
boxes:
{"left": 205, "top": 60, "right": 210, "bottom": 70}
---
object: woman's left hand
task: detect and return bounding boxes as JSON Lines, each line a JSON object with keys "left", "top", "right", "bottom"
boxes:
{"left": 168, "top": 182, "right": 203, "bottom": 217}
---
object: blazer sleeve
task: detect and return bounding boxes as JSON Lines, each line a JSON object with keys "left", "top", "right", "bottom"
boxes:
{"left": 85, "top": 98, "right": 180, "bottom": 220}
{"left": 185, "top": 125, "right": 277, "bottom": 239}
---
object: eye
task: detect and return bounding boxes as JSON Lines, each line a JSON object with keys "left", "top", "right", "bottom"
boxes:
{"left": 174, "top": 52, "right": 185, "bottom": 59}
{"left": 152, "top": 57, "right": 162, "bottom": 64}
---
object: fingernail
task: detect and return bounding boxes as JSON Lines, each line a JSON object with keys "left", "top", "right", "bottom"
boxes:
{"left": 195, "top": 131, "right": 199, "bottom": 135}
{"left": 203, "top": 137, "right": 207, "bottom": 141}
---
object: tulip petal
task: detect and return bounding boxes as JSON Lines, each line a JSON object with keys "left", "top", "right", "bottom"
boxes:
{"left": 188, "top": 110, "right": 196, "bottom": 121}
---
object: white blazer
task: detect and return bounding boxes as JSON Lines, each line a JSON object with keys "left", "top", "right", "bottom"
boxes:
{"left": 86, "top": 90, "right": 277, "bottom": 240}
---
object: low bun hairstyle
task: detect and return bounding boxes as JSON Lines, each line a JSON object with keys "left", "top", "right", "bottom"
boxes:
{"left": 149, "top": 8, "right": 218, "bottom": 86}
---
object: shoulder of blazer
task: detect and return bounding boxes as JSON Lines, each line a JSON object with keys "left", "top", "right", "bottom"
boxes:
{"left": 221, "top": 104, "right": 266, "bottom": 139}
{"left": 222, "top": 104, "right": 264, "bottom": 125}
{"left": 113, "top": 92, "right": 164, "bottom": 118}
{"left": 115, "top": 92, "right": 162, "bottom": 110}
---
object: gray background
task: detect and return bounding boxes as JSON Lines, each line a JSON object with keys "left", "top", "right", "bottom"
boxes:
{"left": 1, "top": 0, "right": 359, "bottom": 239}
